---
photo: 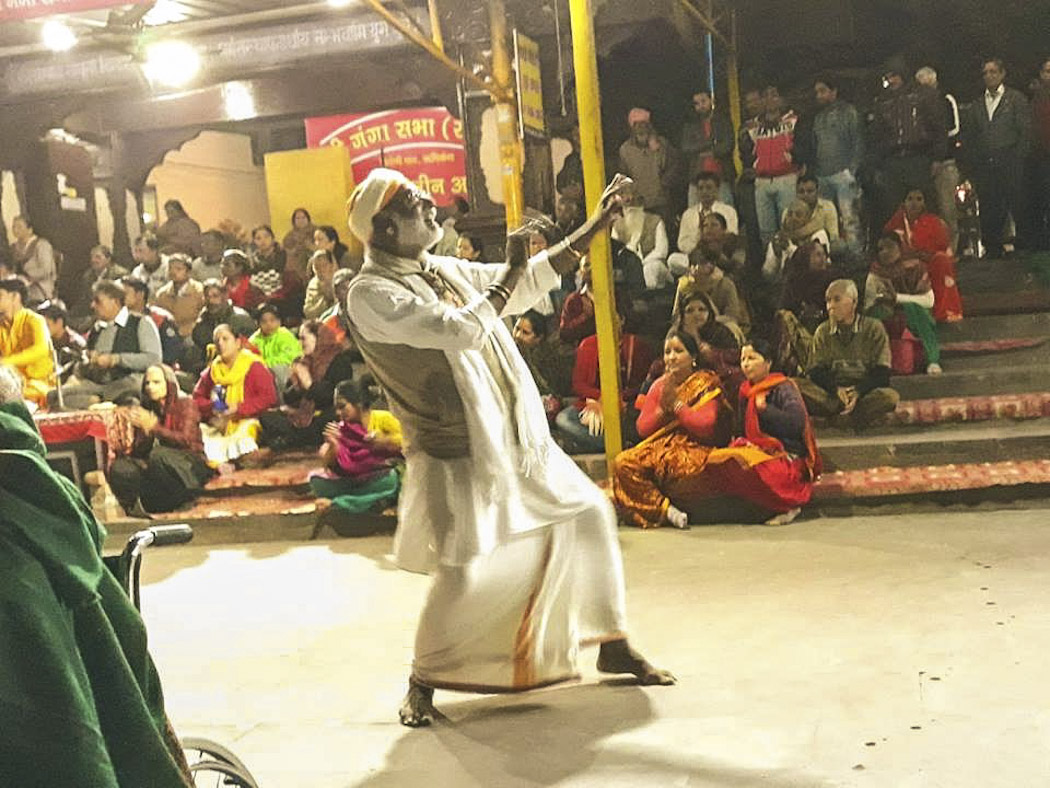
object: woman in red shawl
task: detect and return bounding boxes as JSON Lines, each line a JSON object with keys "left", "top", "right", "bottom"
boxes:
{"left": 108, "top": 363, "right": 213, "bottom": 514}
{"left": 885, "top": 188, "right": 963, "bottom": 322}
{"left": 698, "top": 339, "right": 821, "bottom": 526}
{"left": 258, "top": 320, "right": 356, "bottom": 450}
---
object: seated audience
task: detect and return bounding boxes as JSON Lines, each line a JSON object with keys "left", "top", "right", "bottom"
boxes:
{"left": 430, "top": 197, "right": 468, "bottom": 257}
{"left": 554, "top": 194, "right": 584, "bottom": 236}
{"left": 130, "top": 233, "right": 168, "bottom": 298}
{"left": 259, "top": 320, "right": 354, "bottom": 450}
{"left": 644, "top": 289, "right": 743, "bottom": 401}
{"left": 795, "top": 279, "right": 900, "bottom": 427}
{"left": 191, "top": 229, "right": 226, "bottom": 282}
{"left": 885, "top": 188, "right": 962, "bottom": 322}
{"left": 456, "top": 232, "right": 485, "bottom": 262}
{"left": 790, "top": 173, "right": 840, "bottom": 245}
{"left": 865, "top": 232, "right": 942, "bottom": 375}
{"left": 193, "top": 323, "right": 277, "bottom": 467}
{"left": 9, "top": 215, "right": 56, "bottom": 303}
{"left": 250, "top": 303, "right": 302, "bottom": 395}
{"left": 0, "top": 278, "right": 55, "bottom": 408}
{"left": 692, "top": 339, "right": 822, "bottom": 526}
{"left": 696, "top": 212, "right": 747, "bottom": 275}
{"left": 75, "top": 245, "right": 127, "bottom": 315}
{"left": 283, "top": 208, "right": 317, "bottom": 279}
{"left": 156, "top": 199, "right": 202, "bottom": 256}
{"left": 152, "top": 253, "right": 205, "bottom": 339}
{"left": 309, "top": 377, "right": 404, "bottom": 514}
{"left": 40, "top": 302, "right": 87, "bottom": 382}
{"left": 559, "top": 255, "right": 597, "bottom": 345}
{"left": 56, "top": 280, "right": 162, "bottom": 409}
{"left": 611, "top": 186, "right": 670, "bottom": 289}
{"left": 513, "top": 309, "right": 574, "bottom": 421}
{"left": 303, "top": 248, "right": 339, "bottom": 320}
{"left": 321, "top": 268, "right": 355, "bottom": 345}
{"left": 108, "top": 364, "right": 212, "bottom": 514}
{"left": 774, "top": 241, "right": 838, "bottom": 375}
{"left": 612, "top": 329, "right": 731, "bottom": 529}
{"left": 250, "top": 225, "right": 303, "bottom": 322}
{"left": 674, "top": 247, "right": 749, "bottom": 334}
{"left": 763, "top": 199, "right": 831, "bottom": 287}
{"left": 122, "top": 277, "right": 183, "bottom": 368}
{"left": 555, "top": 303, "right": 653, "bottom": 453}
{"left": 314, "top": 224, "right": 355, "bottom": 272}
{"left": 189, "top": 279, "right": 254, "bottom": 373}
{"left": 222, "top": 249, "right": 263, "bottom": 311}
{"left": 0, "top": 370, "right": 193, "bottom": 786}
{"left": 670, "top": 172, "right": 740, "bottom": 275}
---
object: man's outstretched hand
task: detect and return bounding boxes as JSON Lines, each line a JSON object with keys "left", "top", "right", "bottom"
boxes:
{"left": 591, "top": 173, "right": 633, "bottom": 228}
{"left": 505, "top": 224, "right": 534, "bottom": 270}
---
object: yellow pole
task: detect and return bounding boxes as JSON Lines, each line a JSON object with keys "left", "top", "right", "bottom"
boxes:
{"left": 488, "top": 0, "right": 525, "bottom": 230}
{"left": 726, "top": 9, "right": 743, "bottom": 177}
{"left": 569, "top": 0, "right": 623, "bottom": 463}
{"left": 427, "top": 0, "right": 444, "bottom": 52}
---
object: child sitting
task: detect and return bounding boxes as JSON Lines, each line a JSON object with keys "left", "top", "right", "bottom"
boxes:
{"left": 309, "top": 377, "right": 403, "bottom": 514}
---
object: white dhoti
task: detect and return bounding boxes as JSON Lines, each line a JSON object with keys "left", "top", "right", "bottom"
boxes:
{"left": 411, "top": 466, "right": 628, "bottom": 692}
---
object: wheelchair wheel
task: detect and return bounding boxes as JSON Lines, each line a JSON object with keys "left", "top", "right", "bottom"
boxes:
{"left": 188, "top": 759, "right": 256, "bottom": 787}
{"left": 181, "top": 737, "right": 258, "bottom": 788}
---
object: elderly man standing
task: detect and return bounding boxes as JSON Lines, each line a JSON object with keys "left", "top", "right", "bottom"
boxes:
{"left": 794, "top": 279, "right": 899, "bottom": 429}
{"left": 344, "top": 168, "right": 674, "bottom": 728}
{"left": 617, "top": 107, "right": 680, "bottom": 226}
{"left": 0, "top": 278, "right": 54, "bottom": 408}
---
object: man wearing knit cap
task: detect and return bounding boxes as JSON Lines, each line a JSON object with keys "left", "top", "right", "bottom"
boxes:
{"left": 344, "top": 168, "right": 674, "bottom": 728}
{"left": 617, "top": 107, "right": 680, "bottom": 226}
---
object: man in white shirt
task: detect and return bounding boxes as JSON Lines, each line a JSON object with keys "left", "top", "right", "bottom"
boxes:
{"left": 669, "top": 172, "right": 738, "bottom": 276}
{"left": 344, "top": 168, "right": 674, "bottom": 728}
{"left": 610, "top": 186, "right": 670, "bottom": 288}
{"left": 129, "top": 233, "right": 169, "bottom": 298}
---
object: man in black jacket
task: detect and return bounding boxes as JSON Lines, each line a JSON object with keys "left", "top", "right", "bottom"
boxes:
{"left": 966, "top": 57, "right": 1031, "bottom": 256}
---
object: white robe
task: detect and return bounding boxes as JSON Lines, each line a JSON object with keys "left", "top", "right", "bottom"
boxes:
{"left": 347, "top": 250, "right": 628, "bottom": 691}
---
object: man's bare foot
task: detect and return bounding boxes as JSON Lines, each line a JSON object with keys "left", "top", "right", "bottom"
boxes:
{"left": 597, "top": 638, "right": 676, "bottom": 685}
{"left": 398, "top": 677, "right": 436, "bottom": 727}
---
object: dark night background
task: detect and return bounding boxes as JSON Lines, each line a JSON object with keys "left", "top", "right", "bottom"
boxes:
{"left": 584, "top": 0, "right": 1050, "bottom": 148}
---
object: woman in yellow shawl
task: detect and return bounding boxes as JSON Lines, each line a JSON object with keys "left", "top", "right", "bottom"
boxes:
{"left": 613, "top": 330, "right": 731, "bottom": 529}
{"left": 192, "top": 323, "right": 278, "bottom": 468}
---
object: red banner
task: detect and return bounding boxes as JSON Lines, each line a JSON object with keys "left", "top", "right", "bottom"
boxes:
{"left": 304, "top": 107, "right": 467, "bottom": 207}
{"left": 0, "top": 0, "right": 151, "bottom": 21}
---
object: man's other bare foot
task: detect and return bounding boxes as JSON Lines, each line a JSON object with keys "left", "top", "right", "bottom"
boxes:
{"left": 398, "top": 677, "right": 436, "bottom": 727}
{"left": 597, "top": 638, "right": 677, "bottom": 686}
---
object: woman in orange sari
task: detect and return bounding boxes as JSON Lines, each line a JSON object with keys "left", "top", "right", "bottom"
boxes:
{"left": 701, "top": 338, "right": 822, "bottom": 525}
{"left": 613, "top": 330, "right": 731, "bottom": 529}
{"left": 885, "top": 188, "right": 963, "bottom": 322}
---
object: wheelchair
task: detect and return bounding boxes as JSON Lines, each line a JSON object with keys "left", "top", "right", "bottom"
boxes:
{"left": 106, "top": 525, "right": 260, "bottom": 788}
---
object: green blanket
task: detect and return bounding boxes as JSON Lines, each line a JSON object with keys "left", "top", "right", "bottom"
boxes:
{"left": 0, "top": 401, "right": 191, "bottom": 787}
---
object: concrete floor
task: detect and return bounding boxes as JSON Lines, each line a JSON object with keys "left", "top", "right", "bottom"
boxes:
{"left": 139, "top": 510, "right": 1050, "bottom": 788}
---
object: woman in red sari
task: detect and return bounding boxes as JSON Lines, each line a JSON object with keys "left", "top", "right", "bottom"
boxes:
{"left": 613, "top": 330, "right": 731, "bottom": 529}
{"left": 701, "top": 338, "right": 822, "bottom": 525}
{"left": 885, "top": 188, "right": 963, "bottom": 322}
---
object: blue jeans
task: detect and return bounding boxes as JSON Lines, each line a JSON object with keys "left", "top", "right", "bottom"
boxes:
{"left": 819, "top": 169, "right": 863, "bottom": 254}
{"left": 754, "top": 173, "right": 797, "bottom": 245}
{"left": 555, "top": 405, "right": 606, "bottom": 453}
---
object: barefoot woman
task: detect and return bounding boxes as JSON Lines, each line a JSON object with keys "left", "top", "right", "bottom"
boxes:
{"left": 344, "top": 169, "right": 675, "bottom": 727}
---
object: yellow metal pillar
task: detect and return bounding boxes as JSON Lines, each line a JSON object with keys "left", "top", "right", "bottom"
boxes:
{"left": 569, "top": 0, "right": 623, "bottom": 463}
{"left": 726, "top": 9, "right": 743, "bottom": 176}
{"left": 488, "top": 0, "right": 525, "bottom": 230}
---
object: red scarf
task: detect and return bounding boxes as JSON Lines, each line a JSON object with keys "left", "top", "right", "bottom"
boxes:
{"left": 740, "top": 374, "right": 823, "bottom": 479}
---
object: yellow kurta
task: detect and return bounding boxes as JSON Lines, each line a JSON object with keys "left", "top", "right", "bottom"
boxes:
{"left": 0, "top": 308, "right": 54, "bottom": 407}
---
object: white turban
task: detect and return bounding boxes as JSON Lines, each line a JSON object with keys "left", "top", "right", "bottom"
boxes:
{"left": 346, "top": 167, "right": 415, "bottom": 244}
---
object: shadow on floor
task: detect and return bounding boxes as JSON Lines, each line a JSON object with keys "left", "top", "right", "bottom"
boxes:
{"left": 352, "top": 683, "right": 830, "bottom": 787}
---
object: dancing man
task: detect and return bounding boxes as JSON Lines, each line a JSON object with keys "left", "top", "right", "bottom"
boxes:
{"left": 344, "top": 168, "right": 675, "bottom": 727}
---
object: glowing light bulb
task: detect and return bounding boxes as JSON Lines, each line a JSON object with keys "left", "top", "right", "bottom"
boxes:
{"left": 142, "top": 40, "right": 201, "bottom": 88}
{"left": 42, "top": 20, "right": 77, "bottom": 52}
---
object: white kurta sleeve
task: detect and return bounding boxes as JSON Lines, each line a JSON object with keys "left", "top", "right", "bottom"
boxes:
{"left": 444, "top": 252, "right": 561, "bottom": 317}
{"left": 348, "top": 277, "right": 503, "bottom": 352}
{"left": 677, "top": 208, "right": 701, "bottom": 254}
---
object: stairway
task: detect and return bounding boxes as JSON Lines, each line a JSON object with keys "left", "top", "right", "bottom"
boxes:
{"left": 100, "top": 255, "right": 1050, "bottom": 546}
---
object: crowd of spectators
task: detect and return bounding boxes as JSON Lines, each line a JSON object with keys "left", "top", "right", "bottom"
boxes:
{"left": 3, "top": 53, "right": 1050, "bottom": 526}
